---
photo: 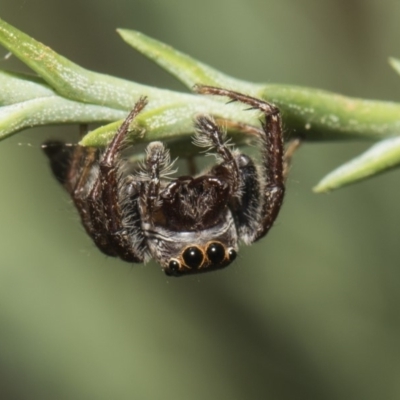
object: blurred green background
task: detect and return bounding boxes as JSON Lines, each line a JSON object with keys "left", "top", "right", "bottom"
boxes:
{"left": 1, "top": 1, "right": 400, "bottom": 399}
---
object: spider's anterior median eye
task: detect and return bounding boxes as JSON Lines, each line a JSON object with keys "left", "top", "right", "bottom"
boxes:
{"left": 206, "top": 242, "right": 225, "bottom": 264}
{"left": 182, "top": 246, "right": 204, "bottom": 269}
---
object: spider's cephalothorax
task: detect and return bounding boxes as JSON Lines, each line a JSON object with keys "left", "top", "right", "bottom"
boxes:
{"left": 43, "top": 86, "right": 292, "bottom": 277}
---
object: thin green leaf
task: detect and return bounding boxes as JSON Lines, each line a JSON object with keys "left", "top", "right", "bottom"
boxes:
{"left": 258, "top": 85, "right": 400, "bottom": 141}
{"left": 0, "top": 68, "right": 129, "bottom": 140}
{"left": 0, "top": 17, "right": 185, "bottom": 110}
{"left": 0, "top": 97, "right": 127, "bottom": 141}
{"left": 314, "top": 137, "right": 400, "bottom": 192}
{"left": 0, "top": 70, "right": 53, "bottom": 105}
{"left": 117, "top": 28, "right": 259, "bottom": 94}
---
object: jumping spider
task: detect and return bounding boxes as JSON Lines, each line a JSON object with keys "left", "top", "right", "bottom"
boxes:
{"left": 43, "top": 86, "right": 297, "bottom": 277}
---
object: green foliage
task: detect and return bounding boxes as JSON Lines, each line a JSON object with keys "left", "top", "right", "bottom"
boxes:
{"left": 0, "top": 17, "right": 400, "bottom": 191}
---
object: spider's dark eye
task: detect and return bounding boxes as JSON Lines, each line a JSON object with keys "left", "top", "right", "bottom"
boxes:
{"left": 228, "top": 248, "right": 237, "bottom": 262}
{"left": 182, "top": 246, "right": 204, "bottom": 269}
{"left": 207, "top": 242, "right": 225, "bottom": 264}
{"left": 166, "top": 260, "right": 180, "bottom": 276}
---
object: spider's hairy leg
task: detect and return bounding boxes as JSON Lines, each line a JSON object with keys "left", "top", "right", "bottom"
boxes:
{"left": 97, "top": 97, "right": 148, "bottom": 231}
{"left": 101, "top": 97, "right": 148, "bottom": 167}
{"left": 85, "top": 97, "right": 148, "bottom": 262}
{"left": 194, "top": 115, "right": 241, "bottom": 195}
{"left": 70, "top": 146, "right": 102, "bottom": 238}
{"left": 141, "top": 141, "right": 172, "bottom": 217}
{"left": 195, "top": 85, "right": 285, "bottom": 242}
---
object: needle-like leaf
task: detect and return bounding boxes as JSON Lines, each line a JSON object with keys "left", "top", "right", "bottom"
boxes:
{"left": 314, "top": 137, "right": 400, "bottom": 192}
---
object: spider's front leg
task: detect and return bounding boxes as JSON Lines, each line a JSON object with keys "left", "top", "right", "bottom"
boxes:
{"left": 195, "top": 85, "right": 285, "bottom": 243}
{"left": 85, "top": 97, "right": 148, "bottom": 262}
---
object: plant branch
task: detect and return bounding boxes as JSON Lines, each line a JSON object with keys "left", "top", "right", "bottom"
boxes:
{"left": 0, "top": 17, "right": 399, "bottom": 191}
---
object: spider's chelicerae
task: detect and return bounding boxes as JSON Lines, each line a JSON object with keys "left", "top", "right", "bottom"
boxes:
{"left": 43, "top": 86, "right": 298, "bottom": 277}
